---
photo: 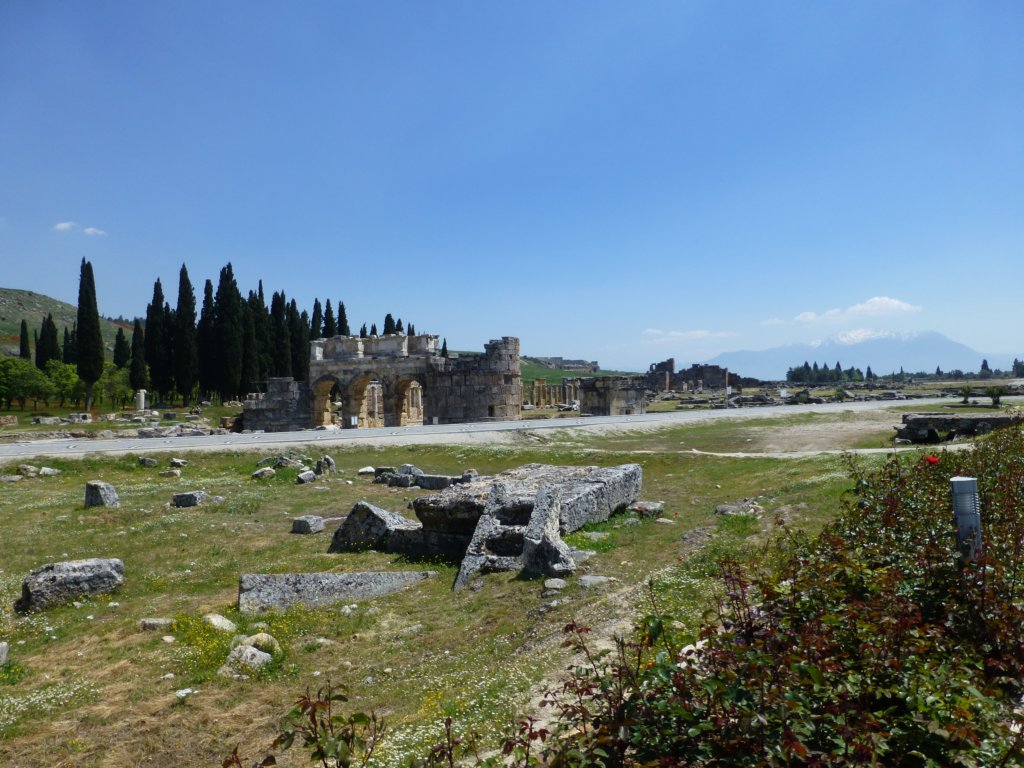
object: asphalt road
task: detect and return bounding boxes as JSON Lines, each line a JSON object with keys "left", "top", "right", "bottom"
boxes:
{"left": 0, "top": 398, "right": 943, "bottom": 461}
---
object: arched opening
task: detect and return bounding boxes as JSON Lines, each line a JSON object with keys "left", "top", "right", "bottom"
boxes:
{"left": 310, "top": 376, "right": 344, "bottom": 428}
{"left": 342, "top": 373, "right": 386, "bottom": 429}
{"left": 393, "top": 377, "right": 426, "bottom": 426}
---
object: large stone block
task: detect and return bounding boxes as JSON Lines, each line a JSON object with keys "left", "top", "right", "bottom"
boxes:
{"left": 15, "top": 558, "right": 125, "bottom": 611}
{"left": 84, "top": 480, "right": 119, "bottom": 508}
{"left": 238, "top": 571, "right": 435, "bottom": 614}
{"left": 328, "top": 502, "right": 422, "bottom": 552}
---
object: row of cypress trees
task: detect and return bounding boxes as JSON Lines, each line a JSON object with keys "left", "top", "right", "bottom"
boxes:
{"left": 139, "top": 263, "right": 417, "bottom": 404}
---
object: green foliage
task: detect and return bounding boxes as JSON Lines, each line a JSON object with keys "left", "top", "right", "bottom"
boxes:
{"left": 145, "top": 277, "right": 172, "bottom": 400}
{"left": 323, "top": 298, "right": 337, "bottom": 338}
{"left": 214, "top": 263, "right": 245, "bottom": 400}
{"left": 174, "top": 264, "right": 199, "bottom": 404}
{"left": 493, "top": 432, "right": 1024, "bottom": 765}
{"left": 224, "top": 680, "right": 386, "bottom": 768}
{"left": 129, "top": 318, "right": 148, "bottom": 391}
{"left": 112, "top": 325, "right": 130, "bottom": 368}
{"left": 18, "top": 318, "right": 30, "bottom": 360}
{"left": 75, "top": 259, "right": 105, "bottom": 407}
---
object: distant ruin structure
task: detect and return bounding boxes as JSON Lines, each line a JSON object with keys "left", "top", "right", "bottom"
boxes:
{"left": 645, "top": 359, "right": 747, "bottom": 392}
{"left": 532, "top": 357, "right": 600, "bottom": 373}
{"left": 243, "top": 334, "right": 521, "bottom": 432}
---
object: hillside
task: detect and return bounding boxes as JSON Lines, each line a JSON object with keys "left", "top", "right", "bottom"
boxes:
{"left": 0, "top": 287, "right": 130, "bottom": 357}
{"left": 520, "top": 356, "right": 637, "bottom": 383}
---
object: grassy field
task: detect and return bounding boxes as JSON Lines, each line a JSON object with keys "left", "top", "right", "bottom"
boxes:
{"left": 0, "top": 420, "right": 924, "bottom": 766}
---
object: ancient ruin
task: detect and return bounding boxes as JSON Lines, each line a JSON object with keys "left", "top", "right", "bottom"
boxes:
{"left": 243, "top": 334, "right": 522, "bottom": 431}
{"left": 894, "top": 412, "right": 1024, "bottom": 443}
{"left": 328, "top": 462, "right": 645, "bottom": 589}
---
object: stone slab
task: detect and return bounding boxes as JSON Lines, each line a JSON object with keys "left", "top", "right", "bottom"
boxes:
{"left": 15, "top": 558, "right": 124, "bottom": 611}
{"left": 238, "top": 571, "right": 435, "bottom": 614}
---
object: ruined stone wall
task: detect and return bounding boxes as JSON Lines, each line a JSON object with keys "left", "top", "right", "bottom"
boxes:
{"left": 572, "top": 376, "right": 648, "bottom": 416}
{"left": 244, "top": 335, "right": 521, "bottom": 431}
{"left": 426, "top": 337, "right": 522, "bottom": 423}
{"left": 242, "top": 378, "right": 311, "bottom": 432}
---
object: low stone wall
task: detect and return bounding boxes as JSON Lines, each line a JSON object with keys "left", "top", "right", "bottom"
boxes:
{"left": 894, "top": 412, "right": 1023, "bottom": 443}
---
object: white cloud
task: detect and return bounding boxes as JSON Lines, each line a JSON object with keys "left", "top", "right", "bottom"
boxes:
{"left": 53, "top": 221, "right": 107, "bottom": 236}
{"left": 847, "top": 296, "right": 921, "bottom": 316}
{"left": 788, "top": 296, "right": 922, "bottom": 325}
{"left": 642, "top": 328, "right": 738, "bottom": 344}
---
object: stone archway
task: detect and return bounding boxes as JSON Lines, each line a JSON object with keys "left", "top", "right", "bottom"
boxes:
{"left": 310, "top": 375, "right": 344, "bottom": 428}
{"left": 341, "top": 372, "right": 388, "bottom": 429}
{"left": 393, "top": 376, "right": 427, "bottom": 426}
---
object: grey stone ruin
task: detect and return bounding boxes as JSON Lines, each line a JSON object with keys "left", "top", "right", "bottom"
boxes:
{"left": 15, "top": 558, "right": 125, "bottom": 611}
{"left": 237, "top": 571, "right": 435, "bottom": 614}
{"left": 84, "top": 481, "right": 120, "bottom": 508}
{"left": 329, "top": 463, "right": 643, "bottom": 589}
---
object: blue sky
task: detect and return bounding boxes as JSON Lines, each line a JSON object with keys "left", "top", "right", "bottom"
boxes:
{"left": 2, "top": 2, "right": 1021, "bottom": 372}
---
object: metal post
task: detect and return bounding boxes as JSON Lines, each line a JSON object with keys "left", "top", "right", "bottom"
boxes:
{"left": 950, "top": 476, "right": 981, "bottom": 563}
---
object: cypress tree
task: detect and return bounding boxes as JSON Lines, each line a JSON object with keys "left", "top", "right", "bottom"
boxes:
{"left": 197, "top": 279, "right": 216, "bottom": 400}
{"left": 323, "top": 300, "right": 337, "bottom": 338}
{"left": 63, "top": 323, "right": 77, "bottom": 364}
{"left": 247, "top": 290, "right": 272, "bottom": 381}
{"left": 213, "top": 263, "right": 244, "bottom": 400}
{"left": 396, "top": 318, "right": 404, "bottom": 334}
{"left": 407, "top": 323, "right": 416, "bottom": 336}
{"left": 269, "top": 292, "right": 292, "bottom": 377}
{"left": 240, "top": 302, "right": 259, "bottom": 396}
{"left": 173, "top": 264, "right": 199, "bottom": 405}
{"left": 76, "top": 258, "right": 105, "bottom": 411}
{"left": 19, "top": 320, "right": 30, "bottom": 359}
{"left": 310, "top": 299, "right": 323, "bottom": 340}
{"left": 129, "top": 318, "right": 148, "bottom": 391}
{"left": 35, "top": 314, "right": 61, "bottom": 369}
{"left": 113, "top": 327, "right": 130, "bottom": 368}
{"left": 441, "top": 338, "right": 448, "bottom": 357}
{"left": 383, "top": 313, "right": 396, "bottom": 335}
{"left": 145, "top": 279, "right": 171, "bottom": 401}
{"left": 359, "top": 323, "right": 368, "bottom": 339}
{"left": 287, "top": 300, "right": 309, "bottom": 382}
{"left": 370, "top": 323, "right": 378, "bottom": 336}
{"left": 337, "top": 301, "right": 350, "bottom": 336}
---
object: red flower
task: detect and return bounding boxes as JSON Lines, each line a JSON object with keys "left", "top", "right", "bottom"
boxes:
{"left": 923, "top": 455, "right": 939, "bottom": 464}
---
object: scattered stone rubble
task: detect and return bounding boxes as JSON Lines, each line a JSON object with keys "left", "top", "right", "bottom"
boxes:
{"left": 330, "top": 463, "right": 644, "bottom": 590}
{"left": 714, "top": 499, "right": 764, "bottom": 517}
{"left": 15, "top": 558, "right": 125, "bottom": 611}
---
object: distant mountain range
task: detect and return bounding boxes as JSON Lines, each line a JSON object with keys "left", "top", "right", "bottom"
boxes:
{"left": 706, "top": 331, "right": 1016, "bottom": 381}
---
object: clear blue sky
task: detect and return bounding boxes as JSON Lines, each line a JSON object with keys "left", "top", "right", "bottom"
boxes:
{"left": 2, "top": 1, "right": 1021, "bottom": 372}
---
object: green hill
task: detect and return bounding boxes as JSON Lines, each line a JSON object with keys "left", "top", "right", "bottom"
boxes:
{"left": 0, "top": 287, "right": 129, "bottom": 358}
{"left": 520, "top": 356, "right": 637, "bottom": 383}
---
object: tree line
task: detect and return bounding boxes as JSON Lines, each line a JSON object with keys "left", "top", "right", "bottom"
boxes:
{"left": 786, "top": 358, "right": 1024, "bottom": 386}
{"left": 2, "top": 260, "right": 420, "bottom": 411}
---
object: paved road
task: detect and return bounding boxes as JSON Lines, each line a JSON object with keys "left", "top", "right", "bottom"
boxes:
{"left": 0, "top": 398, "right": 943, "bottom": 461}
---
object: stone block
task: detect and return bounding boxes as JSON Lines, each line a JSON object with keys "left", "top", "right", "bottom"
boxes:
{"left": 296, "top": 470, "right": 317, "bottom": 484}
{"left": 85, "top": 481, "right": 119, "bottom": 508}
{"left": 328, "top": 502, "right": 423, "bottom": 552}
{"left": 15, "top": 558, "right": 125, "bottom": 611}
{"left": 291, "top": 515, "right": 325, "bottom": 534}
{"left": 415, "top": 474, "right": 453, "bottom": 491}
{"left": 252, "top": 467, "right": 276, "bottom": 479}
{"left": 237, "top": 571, "right": 435, "bottom": 614}
{"left": 171, "top": 490, "right": 208, "bottom": 508}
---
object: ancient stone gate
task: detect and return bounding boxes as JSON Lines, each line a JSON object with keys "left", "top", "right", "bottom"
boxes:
{"left": 244, "top": 335, "right": 522, "bottom": 431}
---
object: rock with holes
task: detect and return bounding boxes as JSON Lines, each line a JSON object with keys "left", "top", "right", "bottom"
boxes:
{"left": 218, "top": 644, "right": 272, "bottom": 678}
{"left": 15, "top": 558, "right": 125, "bottom": 611}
